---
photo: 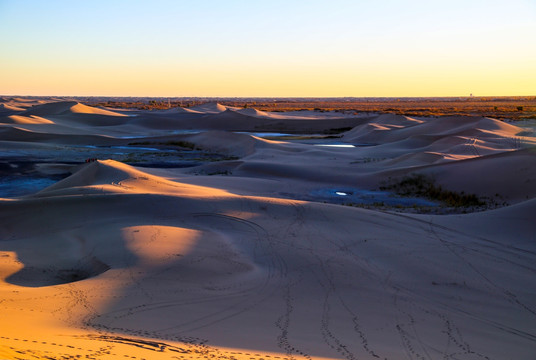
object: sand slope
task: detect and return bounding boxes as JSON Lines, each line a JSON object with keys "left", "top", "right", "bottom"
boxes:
{"left": 189, "top": 101, "right": 231, "bottom": 113}
{"left": 339, "top": 114, "right": 535, "bottom": 173}
{"left": 1, "top": 160, "right": 535, "bottom": 359}
{"left": 0, "top": 103, "right": 25, "bottom": 112}
{"left": 20, "top": 101, "right": 126, "bottom": 117}
{"left": 343, "top": 115, "right": 523, "bottom": 144}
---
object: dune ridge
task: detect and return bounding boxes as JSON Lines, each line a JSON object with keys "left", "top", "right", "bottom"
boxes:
{"left": 0, "top": 103, "right": 25, "bottom": 112}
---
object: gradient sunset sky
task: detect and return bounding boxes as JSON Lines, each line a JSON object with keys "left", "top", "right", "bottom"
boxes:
{"left": 1, "top": 0, "right": 535, "bottom": 97}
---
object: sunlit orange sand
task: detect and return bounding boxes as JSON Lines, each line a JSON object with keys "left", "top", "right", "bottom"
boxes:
{"left": 1, "top": 98, "right": 535, "bottom": 359}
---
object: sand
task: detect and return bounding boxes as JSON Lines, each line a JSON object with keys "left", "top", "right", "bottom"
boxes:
{"left": 0, "top": 98, "right": 535, "bottom": 359}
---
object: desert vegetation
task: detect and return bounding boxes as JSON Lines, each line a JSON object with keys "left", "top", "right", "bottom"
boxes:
{"left": 87, "top": 97, "right": 536, "bottom": 120}
{"left": 129, "top": 140, "right": 197, "bottom": 150}
{"left": 380, "top": 173, "right": 486, "bottom": 208}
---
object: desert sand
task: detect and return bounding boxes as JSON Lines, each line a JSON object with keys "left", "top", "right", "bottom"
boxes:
{"left": 0, "top": 98, "right": 535, "bottom": 359}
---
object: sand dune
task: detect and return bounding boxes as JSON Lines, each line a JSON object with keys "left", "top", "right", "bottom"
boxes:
{"left": 429, "top": 197, "right": 536, "bottom": 247}
{"left": 186, "top": 130, "right": 258, "bottom": 157}
{"left": 199, "top": 110, "right": 368, "bottom": 132}
{"left": 233, "top": 107, "right": 351, "bottom": 120}
{"left": 155, "top": 106, "right": 203, "bottom": 114}
{"left": 343, "top": 114, "right": 524, "bottom": 144}
{"left": 234, "top": 107, "right": 273, "bottom": 118}
{"left": 183, "top": 130, "right": 299, "bottom": 158}
{"left": 0, "top": 103, "right": 25, "bottom": 112}
{"left": 2, "top": 99, "right": 370, "bottom": 134}
{"left": 14, "top": 101, "right": 130, "bottom": 127}
{"left": 69, "top": 103, "right": 128, "bottom": 117}
{"left": 369, "top": 113, "right": 424, "bottom": 127}
{"left": 21, "top": 101, "right": 85, "bottom": 116}
{"left": 1, "top": 159, "right": 535, "bottom": 359}
{"left": 35, "top": 159, "right": 233, "bottom": 198}
{"left": 340, "top": 114, "right": 534, "bottom": 171}
{"left": 415, "top": 146, "right": 536, "bottom": 202}
{"left": 0, "top": 100, "right": 535, "bottom": 359}
{"left": 3, "top": 114, "right": 54, "bottom": 124}
{"left": 189, "top": 101, "right": 231, "bottom": 113}
{"left": 0, "top": 126, "right": 120, "bottom": 145}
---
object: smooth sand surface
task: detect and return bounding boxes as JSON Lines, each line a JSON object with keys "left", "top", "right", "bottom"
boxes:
{"left": 1, "top": 98, "right": 535, "bottom": 359}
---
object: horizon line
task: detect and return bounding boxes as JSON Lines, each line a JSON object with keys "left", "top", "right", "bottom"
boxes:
{"left": 2, "top": 94, "right": 535, "bottom": 99}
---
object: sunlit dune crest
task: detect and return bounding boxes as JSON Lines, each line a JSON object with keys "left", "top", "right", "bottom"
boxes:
{"left": 69, "top": 103, "right": 128, "bottom": 117}
{"left": 0, "top": 103, "right": 25, "bottom": 112}
{"left": 35, "top": 159, "right": 233, "bottom": 198}
{"left": 6, "top": 114, "right": 54, "bottom": 124}
{"left": 189, "top": 101, "right": 231, "bottom": 113}
{"left": 20, "top": 101, "right": 128, "bottom": 118}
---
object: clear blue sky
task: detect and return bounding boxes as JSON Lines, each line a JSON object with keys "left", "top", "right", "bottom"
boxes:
{"left": 1, "top": 0, "right": 535, "bottom": 96}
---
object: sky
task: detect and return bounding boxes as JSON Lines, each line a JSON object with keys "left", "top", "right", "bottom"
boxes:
{"left": 1, "top": 0, "right": 535, "bottom": 97}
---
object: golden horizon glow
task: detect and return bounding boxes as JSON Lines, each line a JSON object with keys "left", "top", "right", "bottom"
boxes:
{"left": 1, "top": 0, "right": 535, "bottom": 97}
